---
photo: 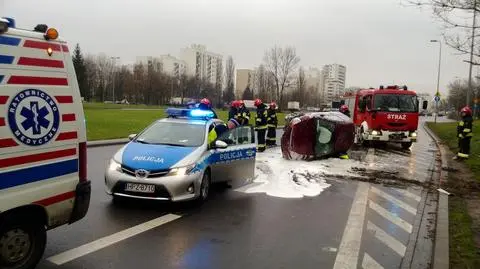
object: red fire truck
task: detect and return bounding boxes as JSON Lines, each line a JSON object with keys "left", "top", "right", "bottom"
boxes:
{"left": 343, "top": 85, "right": 427, "bottom": 149}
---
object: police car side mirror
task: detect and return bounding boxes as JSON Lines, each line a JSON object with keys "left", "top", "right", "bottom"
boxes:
{"left": 215, "top": 140, "right": 228, "bottom": 149}
{"left": 128, "top": 134, "right": 137, "bottom": 141}
{"left": 422, "top": 101, "right": 428, "bottom": 110}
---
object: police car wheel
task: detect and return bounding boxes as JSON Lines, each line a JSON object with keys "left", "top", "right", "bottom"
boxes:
{"left": 0, "top": 215, "right": 46, "bottom": 269}
{"left": 199, "top": 171, "right": 211, "bottom": 202}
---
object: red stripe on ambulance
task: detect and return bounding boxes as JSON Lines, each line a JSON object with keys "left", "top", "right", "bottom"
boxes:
{"left": 0, "top": 96, "right": 8, "bottom": 104}
{"left": 8, "top": 76, "right": 68, "bottom": 86}
{"left": 0, "top": 148, "right": 77, "bottom": 169}
{"left": 0, "top": 118, "right": 5, "bottom": 126}
{"left": 61, "top": 45, "right": 69, "bottom": 52}
{"left": 33, "top": 191, "right": 75, "bottom": 207}
{"left": 18, "top": 57, "right": 64, "bottom": 68}
{"left": 62, "top": 114, "right": 76, "bottom": 122}
{"left": 55, "top": 96, "right": 73, "bottom": 103}
{"left": 23, "top": 40, "right": 61, "bottom": 51}
{"left": 56, "top": 131, "right": 78, "bottom": 141}
{"left": 0, "top": 138, "right": 18, "bottom": 148}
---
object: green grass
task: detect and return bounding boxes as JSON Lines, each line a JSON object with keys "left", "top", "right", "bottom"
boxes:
{"left": 83, "top": 103, "right": 286, "bottom": 141}
{"left": 427, "top": 120, "right": 480, "bottom": 181}
{"left": 428, "top": 120, "right": 480, "bottom": 268}
{"left": 449, "top": 197, "right": 480, "bottom": 269}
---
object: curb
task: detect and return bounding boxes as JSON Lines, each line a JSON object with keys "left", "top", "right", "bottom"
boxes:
{"left": 423, "top": 122, "right": 449, "bottom": 269}
{"left": 87, "top": 126, "right": 286, "bottom": 148}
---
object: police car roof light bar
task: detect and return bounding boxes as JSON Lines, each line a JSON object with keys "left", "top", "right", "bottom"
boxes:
{"left": 165, "top": 108, "right": 214, "bottom": 120}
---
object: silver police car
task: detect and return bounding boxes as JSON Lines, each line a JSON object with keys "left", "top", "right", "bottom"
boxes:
{"left": 105, "top": 108, "right": 256, "bottom": 202}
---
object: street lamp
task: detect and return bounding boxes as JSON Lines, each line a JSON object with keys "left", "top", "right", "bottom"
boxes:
{"left": 430, "top": 40, "right": 442, "bottom": 123}
{"left": 111, "top": 56, "right": 120, "bottom": 103}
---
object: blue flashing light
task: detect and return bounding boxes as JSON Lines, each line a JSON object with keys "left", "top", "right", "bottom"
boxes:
{"left": 189, "top": 109, "right": 214, "bottom": 118}
{"left": 4, "top": 18, "right": 16, "bottom": 28}
{"left": 166, "top": 108, "right": 214, "bottom": 120}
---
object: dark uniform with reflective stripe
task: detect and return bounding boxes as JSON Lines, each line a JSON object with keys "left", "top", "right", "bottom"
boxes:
{"left": 255, "top": 103, "right": 268, "bottom": 152}
{"left": 235, "top": 106, "right": 250, "bottom": 143}
{"left": 266, "top": 108, "right": 278, "bottom": 146}
{"left": 228, "top": 107, "right": 237, "bottom": 121}
{"left": 457, "top": 115, "right": 473, "bottom": 159}
{"left": 235, "top": 106, "right": 250, "bottom": 126}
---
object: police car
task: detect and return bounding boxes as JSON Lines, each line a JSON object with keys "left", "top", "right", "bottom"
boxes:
{"left": 105, "top": 108, "right": 257, "bottom": 202}
{"left": 0, "top": 18, "right": 90, "bottom": 269}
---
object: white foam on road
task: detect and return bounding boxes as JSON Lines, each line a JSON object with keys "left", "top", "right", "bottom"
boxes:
{"left": 237, "top": 148, "right": 364, "bottom": 198}
{"left": 47, "top": 214, "right": 181, "bottom": 265}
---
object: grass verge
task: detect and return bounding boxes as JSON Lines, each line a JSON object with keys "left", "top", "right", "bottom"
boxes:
{"left": 427, "top": 121, "right": 480, "bottom": 181}
{"left": 84, "top": 103, "right": 286, "bottom": 141}
{"left": 449, "top": 197, "right": 480, "bottom": 269}
{"left": 427, "top": 120, "right": 480, "bottom": 268}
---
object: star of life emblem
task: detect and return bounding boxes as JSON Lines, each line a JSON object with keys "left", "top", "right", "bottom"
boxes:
{"left": 7, "top": 89, "right": 60, "bottom": 146}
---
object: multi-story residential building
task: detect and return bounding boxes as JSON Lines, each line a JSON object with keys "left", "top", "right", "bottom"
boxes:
{"left": 180, "top": 44, "right": 223, "bottom": 86}
{"left": 321, "top": 64, "right": 346, "bottom": 103}
{"left": 235, "top": 69, "right": 255, "bottom": 98}
{"left": 159, "top": 54, "right": 187, "bottom": 78}
{"left": 135, "top": 56, "right": 162, "bottom": 72}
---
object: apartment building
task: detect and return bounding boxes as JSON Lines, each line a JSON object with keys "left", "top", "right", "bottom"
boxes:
{"left": 180, "top": 44, "right": 223, "bottom": 86}
{"left": 321, "top": 64, "right": 346, "bottom": 103}
{"left": 159, "top": 54, "right": 187, "bottom": 78}
{"left": 235, "top": 69, "right": 255, "bottom": 98}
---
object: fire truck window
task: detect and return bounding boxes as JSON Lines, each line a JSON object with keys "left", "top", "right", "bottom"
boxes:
{"left": 365, "top": 95, "right": 372, "bottom": 110}
{"left": 374, "top": 94, "right": 418, "bottom": 112}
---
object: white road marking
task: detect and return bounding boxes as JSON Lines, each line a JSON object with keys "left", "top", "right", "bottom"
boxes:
{"left": 367, "top": 221, "right": 406, "bottom": 256}
{"left": 394, "top": 189, "right": 421, "bottom": 202}
{"left": 371, "top": 187, "right": 417, "bottom": 215}
{"left": 47, "top": 214, "right": 181, "bottom": 265}
{"left": 369, "top": 200, "right": 413, "bottom": 233}
{"left": 322, "top": 247, "right": 338, "bottom": 252}
{"left": 362, "top": 253, "right": 384, "bottom": 269}
{"left": 333, "top": 182, "right": 370, "bottom": 269}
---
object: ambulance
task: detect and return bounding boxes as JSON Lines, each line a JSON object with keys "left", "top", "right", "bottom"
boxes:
{"left": 0, "top": 18, "right": 90, "bottom": 269}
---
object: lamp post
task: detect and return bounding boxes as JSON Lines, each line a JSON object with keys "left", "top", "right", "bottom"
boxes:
{"left": 111, "top": 57, "right": 120, "bottom": 103}
{"left": 430, "top": 40, "right": 442, "bottom": 123}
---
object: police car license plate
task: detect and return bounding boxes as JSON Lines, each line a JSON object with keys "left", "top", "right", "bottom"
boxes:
{"left": 125, "top": 183, "right": 155, "bottom": 193}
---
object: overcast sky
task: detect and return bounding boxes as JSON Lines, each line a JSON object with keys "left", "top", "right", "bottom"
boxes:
{"left": 2, "top": 0, "right": 475, "bottom": 95}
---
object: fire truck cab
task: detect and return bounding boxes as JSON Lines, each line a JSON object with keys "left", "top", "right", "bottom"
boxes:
{"left": 344, "top": 85, "right": 424, "bottom": 149}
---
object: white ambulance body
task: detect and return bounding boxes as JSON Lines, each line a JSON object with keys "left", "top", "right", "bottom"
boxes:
{"left": 0, "top": 18, "right": 90, "bottom": 269}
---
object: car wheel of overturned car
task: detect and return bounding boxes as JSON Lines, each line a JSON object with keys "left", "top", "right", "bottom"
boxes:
{"left": 198, "top": 170, "right": 211, "bottom": 203}
{"left": 401, "top": 142, "right": 413, "bottom": 150}
{"left": 0, "top": 213, "right": 46, "bottom": 269}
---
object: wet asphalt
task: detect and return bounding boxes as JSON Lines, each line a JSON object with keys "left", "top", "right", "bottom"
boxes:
{"left": 37, "top": 119, "right": 440, "bottom": 269}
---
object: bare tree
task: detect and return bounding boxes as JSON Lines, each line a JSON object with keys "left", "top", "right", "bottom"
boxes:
{"left": 407, "top": 0, "right": 480, "bottom": 62}
{"left": 263, "top": 46, "right": 300, "bottom": 107}
{"left": 224, "top": 56, "right": 235, "bottom": 102}
{"left": 295, "top": 67, "right": 306, "bottom": 105}
{"left": 84, "top": 55, "right": 98, "bottom": 101}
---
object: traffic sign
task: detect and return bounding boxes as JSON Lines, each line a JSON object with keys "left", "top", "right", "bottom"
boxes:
{"left": 434, "top": 95, "right": 440, "bottom": 102}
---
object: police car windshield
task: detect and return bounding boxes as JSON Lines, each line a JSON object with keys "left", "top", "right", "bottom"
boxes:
{"left": 373, "top": 94, "right": 418, "bottom": 113}
{"left": 134, "top": 121, "right": 205, "bottom": 147}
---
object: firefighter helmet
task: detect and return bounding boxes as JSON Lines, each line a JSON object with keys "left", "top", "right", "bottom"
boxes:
{"left": 254, "top": 98, "right": 263, "bottom": 107}
{"left": 340, "top": 105, "right": 349, "bottom": 113}
{"left": 270, "top": 102, "right": 277, "bottom": 109}
{"left": 231, "top": 100, "right": 240, "bottom": 108}
{"left": 200, "top": 98, "right": 211, "bottom": 108}
{"left": 460, "top": 106, "right": 472, "bottom": 116}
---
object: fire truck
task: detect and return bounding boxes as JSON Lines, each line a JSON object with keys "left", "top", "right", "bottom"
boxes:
{"left": 343, "top": 85, "right": 427, "bottom": 149}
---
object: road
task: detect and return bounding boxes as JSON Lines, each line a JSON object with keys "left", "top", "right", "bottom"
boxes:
{"left": 37, "top": 121, "right": 440, "bottom": 269}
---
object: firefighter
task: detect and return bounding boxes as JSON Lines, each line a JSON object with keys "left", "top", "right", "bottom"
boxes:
{"left": 454, "top": 106, "right": 474, "bottom": 160}
{"left": 340, "top": 105, "right": 351, "bottom": 118}
{"left": 266, "top": 102, "right": 278, "bottom": 146}
{"left": 236, "top": 100, "right": 250, "bottom": 126}
{"left": 254, "top": 98, "right": 268, "bottom": 152}
{"left": 235, "top": 101, "right": 251, "bottom": 143}
{"left": 228, "top": 100, "right": 239, "bottom": 120}
{"left": 197, "top": 98, "right": 218, "bottom": 118}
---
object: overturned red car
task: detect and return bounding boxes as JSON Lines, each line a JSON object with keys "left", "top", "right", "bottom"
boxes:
{"left": 281, "top": 112, "right": 355, "bottom": 160}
